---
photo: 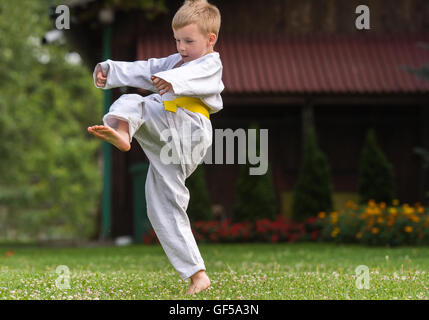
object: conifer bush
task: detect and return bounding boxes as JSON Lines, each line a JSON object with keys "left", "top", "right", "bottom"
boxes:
{"left": 357, "top": 128, "right": 395, "bottom": 205}
{"left": 232, "top": 123, "right": 277, "bottom": 222}
{"left": 186, "top": 165, "right": 214, "bottom": 221}
{"left": 292, "top": 127, "right": 333, "bottom": 222}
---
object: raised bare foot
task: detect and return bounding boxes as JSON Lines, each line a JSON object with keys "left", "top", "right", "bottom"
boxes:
{"left": 88, "top": 125, "right": 131, "bottom": 152}
{"left": 186, "top": 270, "right": 210, "bottom": 295}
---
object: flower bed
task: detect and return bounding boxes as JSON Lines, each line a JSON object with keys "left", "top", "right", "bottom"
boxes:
{"left": 142, "top": 215, "right": 319, "bottom": 244}
{"left": 142, "top": 200, "right": 429, "bottom": 246}
{"left": 315, "top": 200, "right": 429, "bottom": 246}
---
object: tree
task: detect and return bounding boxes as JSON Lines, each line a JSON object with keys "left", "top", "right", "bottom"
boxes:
{"left": 0, "top": 0, "right": 103, "bottom": 240}
{"left": 292, "top": 127, "right": 333, "bottom": 222}
{"left": 232, "top": 123, "right": 277, "bottom": 222}
{"left": 357, "top": 128, "right": 395, "bottom": 204}
{"left": 186, "top": 164, "right": 213, "bottom": 221}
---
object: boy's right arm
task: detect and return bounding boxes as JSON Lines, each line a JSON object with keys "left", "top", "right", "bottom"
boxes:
{"left": 93, "top": 56, "right": 171, "bottom": 91}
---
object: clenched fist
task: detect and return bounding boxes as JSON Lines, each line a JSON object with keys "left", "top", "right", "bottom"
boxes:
{"left": 151, "top": 76, "right": 172, "bottom": 96}
{"left": 96, "top": 69, "right": 107, "bottom": 87}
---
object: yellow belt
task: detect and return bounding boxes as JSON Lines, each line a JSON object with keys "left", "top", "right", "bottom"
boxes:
{"left": 163, "top": 97, "right": 210, "bottom": 120}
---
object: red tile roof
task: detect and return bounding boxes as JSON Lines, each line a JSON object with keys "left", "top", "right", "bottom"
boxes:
{"left": 137, "top": 33, "right": 429, "bottom": 94}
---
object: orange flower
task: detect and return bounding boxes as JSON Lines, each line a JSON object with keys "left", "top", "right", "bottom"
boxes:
{"left": 359, "top": 213, "right": 367, "bottom": 220}
{"left": 345, "top": 200, "right": 356, "bottom": 209}
{"left": 330, "top": 212, "right": 338, "bottom": 224}
{"left": 318, "top": 211, "right": 326, "bottom": 219}
{"left": 356, "top": 232, "right": 362, "bottom": 239}
{"left": 389, "top": 208, "right": 398, "bottom": 216}
{"left": 404, "top": 226, "right": 413, "bottom": 233}
{"left": 410, "top": 215, "right": 420, "bottom": 223}
{"left": 371, "top": 227, "right": 379, "bottom": 234}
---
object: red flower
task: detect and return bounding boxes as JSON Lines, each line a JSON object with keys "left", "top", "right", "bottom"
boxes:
{"left": 271, "top": 234, "right": 279, "bottom": 243}
{"left": 256, "top": 219, "right": 272, "bottom": 233}
{"left": 306, "top": 216, "right": 317, "bottom": 224}
{"left": 231, "top": 223, "right": 244, "bottom": 237}
{"left": 209, "top": 233, "right": 218, "bottom": 242}
{"left": 143, "top": 235, "right": 152, "bottom": 244}
{"left": 311, "top": 230, "right": 319, "bottom": 240}
{"left": 289, "top": 233, "right": 299, "bottom": 243}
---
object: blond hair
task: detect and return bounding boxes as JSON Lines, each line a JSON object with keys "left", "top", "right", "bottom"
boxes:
{"left": 172, "top": 0, "right": 221, "bottom": 42}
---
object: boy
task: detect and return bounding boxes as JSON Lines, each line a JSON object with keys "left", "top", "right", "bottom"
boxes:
{"left": 88, "top": 0, "right": 223, "bottom": 294}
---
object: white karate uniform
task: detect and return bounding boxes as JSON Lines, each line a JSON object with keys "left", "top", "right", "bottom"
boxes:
{"left": 93, "top": 52, "right": 224, "bottom": 280}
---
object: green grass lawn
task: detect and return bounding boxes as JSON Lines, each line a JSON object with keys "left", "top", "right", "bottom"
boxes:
{"left": 0, "top": 242, "right": 428, "bottom": 300}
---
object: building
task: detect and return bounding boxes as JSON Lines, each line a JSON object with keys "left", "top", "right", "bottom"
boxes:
{"left": 61, "top": 0, "right": 429, "bottom": 240}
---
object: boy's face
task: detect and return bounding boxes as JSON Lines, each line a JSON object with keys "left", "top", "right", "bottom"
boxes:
{"left": 173, "top": 23, "right": 216, "bottom": 63}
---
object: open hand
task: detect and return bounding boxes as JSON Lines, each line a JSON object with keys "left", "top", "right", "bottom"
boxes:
{"left": 151, "top": 76, "right": 172, "bottom": 95}
{"left": 96, "top": 69, "right": 107, "bottom": 87}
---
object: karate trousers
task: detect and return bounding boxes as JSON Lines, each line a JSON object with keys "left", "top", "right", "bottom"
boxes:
{"left": 103, "top": 93, "right": 212, "bottom": 280}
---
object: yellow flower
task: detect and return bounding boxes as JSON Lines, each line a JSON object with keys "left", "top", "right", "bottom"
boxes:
{"left": 403, "top": 206, "right": 414, "bottom": 215}
{"left": 371, "top": 227, "right": 379, "bottom": 234}
{"left": 368, "top": 199, "right": 376, "bottom": 208}
{"left": 366, "top": 207, "right": 381, "bottom": 216}
{"left": 392, "top": 199, "right": 400, "bottom": 206}
{"left": 389, "top": 208, "right": 398, "bottom": 216}
{"left": 331, "top": 227, "right": 340, "bottom": 238}
{"left": 356, "top": 232, "right": 362, "bottom": 239}
{"left": 404, "top": 226, "right": 413, "bottom": 233}
{"left": 318, "top": 211, "right": 326, "bottom": 219}
{"left": 377, "top": 217, "right": 384, "bottom": 224}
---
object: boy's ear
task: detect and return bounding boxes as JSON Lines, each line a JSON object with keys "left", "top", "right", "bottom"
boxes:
{"left": 209, "top": 32, "right": 217, "bottom": 45}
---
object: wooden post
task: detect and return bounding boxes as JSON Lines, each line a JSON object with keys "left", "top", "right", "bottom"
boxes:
{"left": 101, "top": 24, "right": 112, "bottom": 240}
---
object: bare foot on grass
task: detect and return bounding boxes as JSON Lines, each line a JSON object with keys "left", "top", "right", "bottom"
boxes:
{"left": 88, "top": 125, "right": 130, "bottom": 152}
{"left": 186, "top": 270, "right": 210, "bottom": 295}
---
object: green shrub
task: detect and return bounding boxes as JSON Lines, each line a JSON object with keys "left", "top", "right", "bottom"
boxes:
{"left": 292, "top": 127, "right": 333, "bottom": 222}
{"left": 232, "top": 123, "right": 277, "bottom": 222}
{"left": 357, "top": 128, "right": 395, "bottom": 204}
{"left": 186, "top": 164, "right": 213, "bottom": 221}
